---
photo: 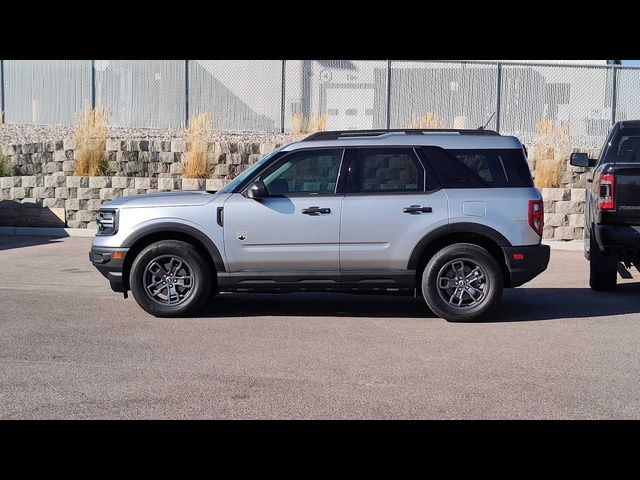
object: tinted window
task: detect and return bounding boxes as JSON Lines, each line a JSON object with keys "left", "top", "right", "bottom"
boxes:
{"left": 347, "top": 148, "right": 425, "bottom": 193}
{"left": 603, "top": 127, "right": 640, "bottom": 163}
{"left": 260, "top": 149, "right": 343, "bottom": 195}
{"left": 218, "top": 149, "right": 284, "bottom": 194}
{"left": 422, "top": 147, "right": 533, "bottom": 188}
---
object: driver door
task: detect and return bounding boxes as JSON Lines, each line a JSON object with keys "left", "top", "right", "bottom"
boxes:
{"left": 222, "top": 148, "right": 345, "bottom": 289}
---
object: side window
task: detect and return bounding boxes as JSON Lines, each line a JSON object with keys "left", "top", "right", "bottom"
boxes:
{"left": 260, "top": 149, "right": 343, "bottom": 196}
{"left": 347, "top": 148, "right": 425, "bottom": 193}
{"left": 422, "top": 146, "right": 533, "bottom": 188}
{"left": 452, "top": 153, "right": 494, "bottom": 183}
{"left": 616, "top": 135, "right": 640, "bottom": 162}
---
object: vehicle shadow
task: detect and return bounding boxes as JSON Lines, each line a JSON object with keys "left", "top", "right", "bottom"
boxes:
{"left": 198, "top": 292, "right": 431, "bottom": 319}
{"left": 197, "top": 284, "right": 640, "bottom": 322}
{"left": 493, "top": 284, "right": 640, "bottom": 322}
{"left": 0, "top": 234, "right": 67, "bottom": 252}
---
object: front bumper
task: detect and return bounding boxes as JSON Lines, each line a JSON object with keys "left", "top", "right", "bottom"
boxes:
{"left": 502, "top": 244, "right": 550, "bottom": 288}
{"left": 90, "top": 246, "right": 129, "bottom": 293}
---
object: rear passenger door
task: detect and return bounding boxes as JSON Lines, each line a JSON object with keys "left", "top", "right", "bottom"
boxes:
{"left": 339, "top": 148, "right": 449, "bottom": 287}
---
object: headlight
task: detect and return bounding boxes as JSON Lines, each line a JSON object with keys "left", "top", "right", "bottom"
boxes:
{"left": 96, "top": 209, "right": 118, "bottom": 235}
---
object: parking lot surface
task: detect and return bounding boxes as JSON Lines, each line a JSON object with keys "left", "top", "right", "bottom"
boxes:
{"left": 1, "top": 235, "right": 639, "bottom": 419}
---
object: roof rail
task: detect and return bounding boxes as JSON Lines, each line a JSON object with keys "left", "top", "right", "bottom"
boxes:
{"left": 302, "top": 129, "right": 500, "bottom": 141}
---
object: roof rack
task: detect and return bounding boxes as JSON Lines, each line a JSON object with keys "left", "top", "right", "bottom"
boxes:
{"left": 303, "top": 129, "right": 500, "bottom": 141}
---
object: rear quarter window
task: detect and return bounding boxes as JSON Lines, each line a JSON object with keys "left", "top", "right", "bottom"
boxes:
{"left": 422, "top": 146, "right": 533, "bottom": 188}
{"left": 603, "top": 127, "right": 640, "bottom": 163}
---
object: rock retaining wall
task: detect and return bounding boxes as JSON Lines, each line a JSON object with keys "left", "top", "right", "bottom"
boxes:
{"left": 1, "top": 175, "right": 226, "bottom": 228}
{"left": 1, "top": 139, "right": 601, "bottom": 188}
{"left": 541, "top": 188, "right": 586, "bottom": 241}
{"left": 1, "top": 175, "right": 589, "bottom": 238}
{"left": 0, "top": 139, "right": 285, "bottom": 179}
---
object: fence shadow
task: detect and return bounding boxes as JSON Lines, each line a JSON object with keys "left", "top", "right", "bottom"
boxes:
{"left": 0, "top": 199, "right": 68, "bottom": 251}
{"left": 0, "top": 234, "right": 67, "bottom": 252}
{"left": 0, "top": 199, "right": 66, "bottom": 228}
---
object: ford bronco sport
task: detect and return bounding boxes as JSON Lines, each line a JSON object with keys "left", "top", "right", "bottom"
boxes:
{"left": 570, "top": 120, "right": 640, "bottom": 291}
{"left": 90, "top": 129, "right": 550, "bottom": 322}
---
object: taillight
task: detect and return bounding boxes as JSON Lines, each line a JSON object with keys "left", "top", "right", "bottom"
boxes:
{"left": 528, "top": 200, "right": 544, "bottom": 237}
{"left": 599, "top": 173, "right": 615, "bottom": 210}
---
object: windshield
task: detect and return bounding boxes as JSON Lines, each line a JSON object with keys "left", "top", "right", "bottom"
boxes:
{"left": 217, "top": 149, "right": 284, "bottom": 194}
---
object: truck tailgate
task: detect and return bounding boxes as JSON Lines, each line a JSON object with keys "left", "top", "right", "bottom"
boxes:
{"left": 614, "top": 163, "right": 640, "bottom": 224}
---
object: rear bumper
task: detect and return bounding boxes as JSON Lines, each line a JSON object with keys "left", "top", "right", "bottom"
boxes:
{"left": 593, "top": 224, "right": 640, "bottom": 252}
{"left": 89, "top": 246, "right": 129, "bottom": 293}
{"left": 502, "top": 244, "right": 550, "bottom": 288}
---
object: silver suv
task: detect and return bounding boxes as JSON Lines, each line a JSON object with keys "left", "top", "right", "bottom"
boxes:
{"left": 90, "top": 129, "right": 550, "bottom": 322}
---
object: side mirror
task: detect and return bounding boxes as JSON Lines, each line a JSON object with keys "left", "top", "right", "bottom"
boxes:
{"left": 570, "top": 152, "right": 595, "bottom": 168}
{"left": 245, "top": 180, "right": 268, "bottom": 199}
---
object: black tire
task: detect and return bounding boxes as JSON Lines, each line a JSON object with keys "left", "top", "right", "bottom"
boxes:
{"left": 129, "top": 240, "right": 212, "bottom": 317}
{"left": 421, "top": 243, "right": 504, "bottom": 323}
{"left": 589, "top": 267, "right": 617, "bottom": 291}
{"left": 588, "top": 231, "right": 617, "bottom": 291}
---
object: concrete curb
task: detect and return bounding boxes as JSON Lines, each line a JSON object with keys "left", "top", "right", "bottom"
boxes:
{"left": 0, "top": 227, "right": 97, "bottom": 237}
{"left": 0, "top": 227, "right": 586, "bottom": 251}
{"left": 543, "top": 240, "right": 583, "bottom": 251}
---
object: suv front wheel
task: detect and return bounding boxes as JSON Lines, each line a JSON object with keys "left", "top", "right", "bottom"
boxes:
{"left": 129, "top": 240, "right": 212, "bottom": 317}
{"left": 421, "top": 243, "right": 504, "bottom": 322}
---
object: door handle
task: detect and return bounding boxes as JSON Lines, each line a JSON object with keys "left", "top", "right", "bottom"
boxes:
{"left": 403, "top": 205, "right": 433, "bottom": 214}
{"left": 302, "top": 206, "right": 331, "bottom": 215}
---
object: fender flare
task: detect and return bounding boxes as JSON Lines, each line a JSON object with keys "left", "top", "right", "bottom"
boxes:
{"left": 407, "top": 222, "right": 512, "bottom": 270}
{"left": 121, "top": 222, "right": 226, "bottom": 272}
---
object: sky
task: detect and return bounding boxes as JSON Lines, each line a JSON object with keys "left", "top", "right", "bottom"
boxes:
{"left": 621, "top": 60, "right": 640, "bottom": 65}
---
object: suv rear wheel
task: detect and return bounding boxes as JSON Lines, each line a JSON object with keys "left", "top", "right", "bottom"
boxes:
{"left": 130, "top": 240, "right": 212, "bottom": 317}
{"left": 421, "top": 243, "right": 504, "bottom": 322}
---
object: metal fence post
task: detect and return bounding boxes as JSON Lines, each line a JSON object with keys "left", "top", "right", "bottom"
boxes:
{"left": 386, "top": 60, "right": 392, "bottom": 129}
{"left": 185, "top": 60, "right": 190, "bottom": 128}
{"left": 610, "top": 65, "right": 618, "bottom": 126}
{"left": 0, "top": 59, "right": 4, "bottom": 121}
{"left": 281, "top": 60, "right": 286, "bottom": 133}
{"left": 90, "top": 60, "right": 96, "bottom": 109}
{"left": 495, "top": 62, "right": 502, "bottom": 133}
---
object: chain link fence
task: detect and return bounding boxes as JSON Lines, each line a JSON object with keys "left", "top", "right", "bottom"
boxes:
{"left": 2, "top": 60, "right": 91, "bottom": 125}
{"left": 1, "top": 60, "right": 639, "bottom": 148}
{"left": 94, "top": 60, "right": 186, "bottom": 129}
{"left": 284, "top": 60, "right": 389, "bottom": 132}
{"left": 498, "top": 63, "right": 615, "bottom": 147}
{"left": 189, "top": 60, "right": 283, "bottom": 132}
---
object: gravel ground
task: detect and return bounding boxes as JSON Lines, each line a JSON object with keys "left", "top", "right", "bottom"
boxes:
{"left": 0, "top": 123, "right": 297, "bottom": 145}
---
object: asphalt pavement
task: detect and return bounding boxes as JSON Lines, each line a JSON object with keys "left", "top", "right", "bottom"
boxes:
{"left": 1, "top": 235, "right": 639, "bottom": 419}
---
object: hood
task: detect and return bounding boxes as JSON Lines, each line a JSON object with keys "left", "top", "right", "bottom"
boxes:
{"left": 103, "top": 190, "right": 219, "bottom": 209}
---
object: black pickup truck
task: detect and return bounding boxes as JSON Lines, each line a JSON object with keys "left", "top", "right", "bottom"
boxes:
{"left": 571, "top": 120, "right": 640, "bottom": 290}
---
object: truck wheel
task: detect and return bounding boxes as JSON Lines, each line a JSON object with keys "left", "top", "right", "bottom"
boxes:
{"left": 589, "top": 267, "right": 617, "bottom": 291}
{"left": 421, "top": 243, "right": 504, "bottom": 323}
{"left": 588, "top": 232, "right": 617, "bottom": 291}
{"left": 129, "top": 240, "right": 212, "bottom": 317}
